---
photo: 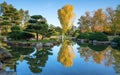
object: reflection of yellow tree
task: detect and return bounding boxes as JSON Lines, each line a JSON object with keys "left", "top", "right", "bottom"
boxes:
{"left": 78, "top": 46, "right": 113, "bottom": 65}
{"left": 93, "top": 52, "right": 105, "bottom": 64}
{"left": 57, "top": 40, "right": 75, "bottom": 67}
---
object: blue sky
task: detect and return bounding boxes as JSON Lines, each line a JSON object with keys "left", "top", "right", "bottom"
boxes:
{"left": 0, "top": 0, "right": 120, "bottom": 27}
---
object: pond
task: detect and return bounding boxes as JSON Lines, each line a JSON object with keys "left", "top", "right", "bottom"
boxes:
{"left": 0, "top": 40, "right": 120, "bottom": 75}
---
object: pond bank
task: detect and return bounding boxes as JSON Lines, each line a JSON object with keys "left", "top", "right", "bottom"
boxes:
{"left": 0, "top": 48, "right": 13, "bottom": 59}
{"left": 6, "top": 40, "right": 60, "bottom": 48}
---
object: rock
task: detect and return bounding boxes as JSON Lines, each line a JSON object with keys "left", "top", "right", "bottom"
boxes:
{"left": 92, "top": 40, "right": 110, "bottom": 45}
{"left": 36, "top": 43, "right": 43, "bottom": 49}
{"left": 31, "top": 43, "right": 36, "bottom": 47}
{"left": 110, "top": 42, "right": 118, "bottom": 46}
{"left": 0, "top": 62, "right": 3, "bottom": 70}
{"left": 77, "top": 39, "right": 88, "bottom": 43}
{"left": 44, "top": 43, "right": 53, "bottom": 47}
{"left": 0, "top": 48, "right": 12, "bottom": 59}
{"left": 0, "top": 70, "right": 16, "bottom": 75}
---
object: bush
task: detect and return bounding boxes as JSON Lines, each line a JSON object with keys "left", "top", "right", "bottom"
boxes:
{"left": 77, "top": 32, "right": 90, "bottom": 39}
{"left": 8, "top": 30, "right": 21, "bottom": 40}
{"left": 8, "top": 31, "right": 34, "bottom": 41}
{"left": 88, "top": 32, "right": 108, "bottom": 41}
{"left": 112, "top": 37, "right": 120, "bottom": 45}
{"left": 20, "top": 32, "right": 35, "bottom": 41}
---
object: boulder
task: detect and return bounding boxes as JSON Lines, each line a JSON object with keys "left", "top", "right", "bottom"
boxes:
{"left": 0, "top": 48, "right": 12, "bottom": 59}
{"left": 36, "top": 43, "right": 43, "bottom": 49}
{"left": 44, "top": 43, "right": 53, "bottom": 47}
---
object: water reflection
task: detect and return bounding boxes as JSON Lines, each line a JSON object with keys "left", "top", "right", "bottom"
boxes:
{"left": 0, "top": 45, "right": 53, "bottom": 74}
{"left": 112, "top": 49, "right": 120, "bottom": 74}
{"left": 1, "top": 40, "right": 120, "bottom": 75}
{"left": 77, "top": 43, "right": 120, "bottom": 74}
{"left": 24, "top": 48, "right": 53, "bottom": 73}
{"left": 78, "top": 45, "right": 114, "bottom": 65}
{"left": 57, "top": 40, "right": 75, "bottom": 67}
{"left": 5, "top": 47, "right": 33, "bottom": 70}
{"left": 88, "top": 44, "right": 108, "bottom": 51}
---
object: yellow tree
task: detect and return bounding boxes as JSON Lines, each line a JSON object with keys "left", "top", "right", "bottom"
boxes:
{"left": 92, "top": 9, "right": 105, "bottom": 32}
{"left": 58, "top": 4, "right": 75, "bottom": 36}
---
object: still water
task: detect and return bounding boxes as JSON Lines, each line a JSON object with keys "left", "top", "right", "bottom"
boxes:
{"left": 0, "top": 40, "right": 120, "bottom": 75}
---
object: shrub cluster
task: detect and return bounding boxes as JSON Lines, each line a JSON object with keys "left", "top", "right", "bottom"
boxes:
{"left": 77, "top": 32, "right": 108, "bottom": 41}
{"left": 8, "top": 31, "right": 34, "bottom": 41}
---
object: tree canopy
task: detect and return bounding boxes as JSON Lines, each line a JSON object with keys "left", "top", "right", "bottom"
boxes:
{"left": 58, "top": 4, "right": 75, "bottom": 35}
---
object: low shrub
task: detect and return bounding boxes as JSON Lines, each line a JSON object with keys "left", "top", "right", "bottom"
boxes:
{"left": 8, "top": 31, "right": 34, "bottom": 41}
{"left": 77, "top": 32, "right": 90, "bottom": 39}
{"left": 88, "top": 32, "right": 108, "bottom": 41}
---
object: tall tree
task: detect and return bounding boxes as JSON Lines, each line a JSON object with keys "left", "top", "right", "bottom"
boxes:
{"left": 92, "top": 9, "right": 105, "bottom": 32}
{"left": 0, "top": 2, "right": 28, "bottom": 35}
{"left": 78, "top": 11, "right": 92, "bottom": 33}
{"left": 104, "top": 7, "right": 115, "bottom": 34}
{"left": 58, "top": 4, "right": 75, "bottom": 37}
{"left": 19, "top": 9, "right": 30, "bottom": 28}
{"left": 113, "top": 5, "right": 120, "bottom": 35}
{"left": 25, "top": 15, "right": 48, "bottom": 41}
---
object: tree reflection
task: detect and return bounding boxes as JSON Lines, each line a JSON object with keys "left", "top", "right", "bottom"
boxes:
{"left": 0, "top": 47, "right": 34, "bottom": 71}
{"left": 5, "top": 47, "right": 33, "bottom": 70}
{"left": 78, "top": 45, "right": 114, "bottom": 66}
{"left": 57, "top": 40, "right": 75, "bottom": 67}
{"left": 112, "top": 49, "right": 120, "bottom": 74}
{"left": 93, "top": 52, "right": 105, "bottom": 64}
{"left": 88, "top": 44, "right": 108, "bottom": 51}
{"left": 24, "top": 48, "right": 53, "bottom": 73}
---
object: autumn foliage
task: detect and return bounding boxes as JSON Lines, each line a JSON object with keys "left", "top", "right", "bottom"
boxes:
{"left": 78, "top": 6, "right": 120, "bottom": 35}
{"left": 58, "top": 4, "right": 75, "bottom": 35}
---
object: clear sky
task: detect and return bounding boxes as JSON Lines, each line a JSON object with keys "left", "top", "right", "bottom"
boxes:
{"left": 0, "top": 0, "right": 120, "bottom": 27}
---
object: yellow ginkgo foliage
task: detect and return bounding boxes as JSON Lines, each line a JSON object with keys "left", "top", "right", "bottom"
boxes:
{"left": 58, "top": 4, "right": 75, "bottom": 35}
{"left": 93, "top": 52, "right": 105, "bottom": 64}
{"left": 57, "top": 40, "right": 75, "bottom": 67}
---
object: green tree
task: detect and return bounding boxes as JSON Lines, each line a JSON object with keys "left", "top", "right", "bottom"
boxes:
{"left": 113, "top": 5, "right": 120, "bottom": 35}
{"left": 48, "top": 24, "right": 62, "bottom": 36}
{"left": 0, "top": 2, "right": 28, "bottom": 35}
{"left": 25, "top": 15, "right": 48, "bottom": 41}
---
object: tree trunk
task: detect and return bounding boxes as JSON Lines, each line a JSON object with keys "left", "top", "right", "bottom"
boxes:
{"left": 114, "top": 30, "right": 117, "bottom": 36}
{"left": 36, "top": 33, "right": 39, "bottom": 42}
{"left": 62, "top": 32, "right": 64, "bottom": 41}
{"left": 42, "top": 35, "right": 44, "bottom": 40}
